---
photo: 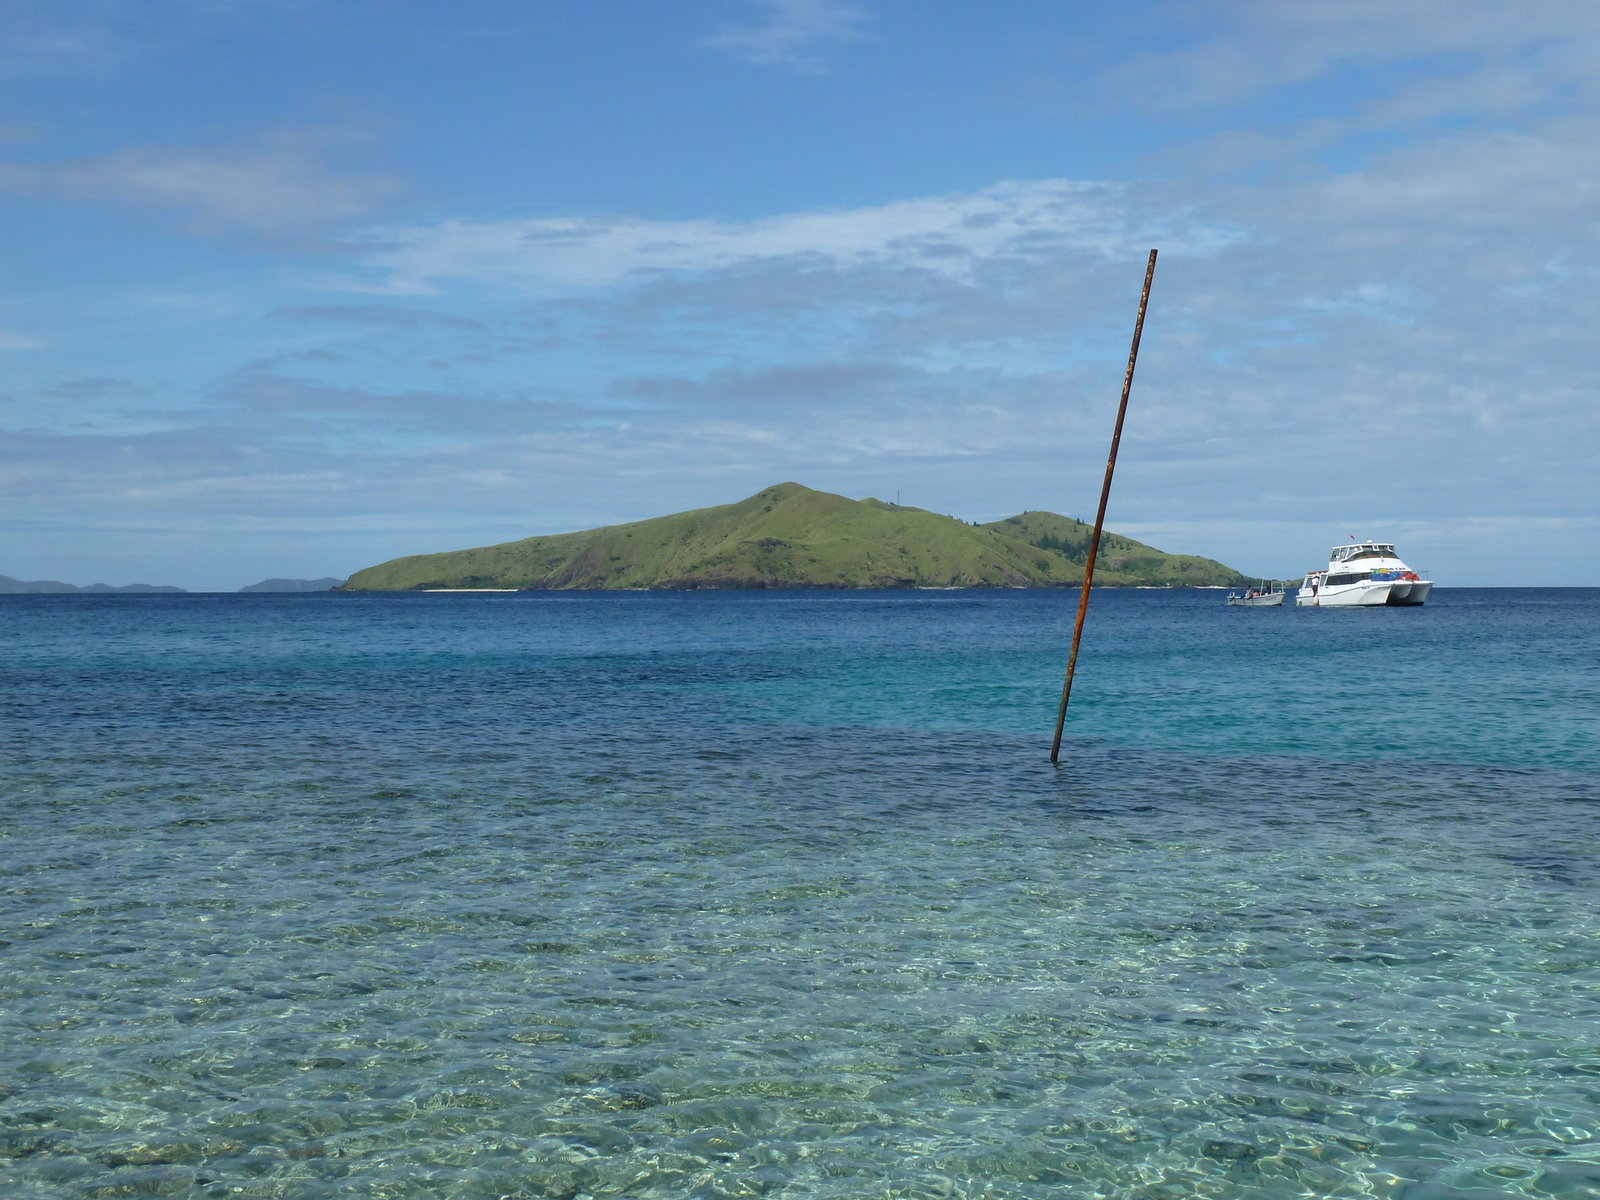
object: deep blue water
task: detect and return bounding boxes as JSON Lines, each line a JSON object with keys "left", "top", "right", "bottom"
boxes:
{"left": 2, "top": 588, "right": 1598, "bottom": 1199}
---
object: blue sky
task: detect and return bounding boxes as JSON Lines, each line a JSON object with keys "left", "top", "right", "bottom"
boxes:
{"left": 2, "top": 0, "right": 1597, "bottom": 588}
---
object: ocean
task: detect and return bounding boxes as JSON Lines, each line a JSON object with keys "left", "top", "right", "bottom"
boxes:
{"left": 2, "top": 587, "right": 1597, "bottom": 1199}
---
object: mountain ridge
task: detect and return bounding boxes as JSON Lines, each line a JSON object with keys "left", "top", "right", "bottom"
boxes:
{"left": 239, "top": 577, "right": 345, "bottom": 593}
{"left": 0, "top": 574, "right": 185, "bottom": 594}
{"left": 341, "top": 483, "right": 1249, "bottom": 591}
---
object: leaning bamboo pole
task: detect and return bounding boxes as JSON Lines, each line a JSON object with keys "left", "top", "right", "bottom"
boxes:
{"left": 1050, "top": 249, "right": 1158, "bottom": 763}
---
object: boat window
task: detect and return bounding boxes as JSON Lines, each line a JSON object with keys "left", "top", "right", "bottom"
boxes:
{"left": 1326, "top": 572, "right": 1371, "bottom": 586}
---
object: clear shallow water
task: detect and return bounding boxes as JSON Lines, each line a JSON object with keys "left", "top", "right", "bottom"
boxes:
{"left": 2, "top": 588, "right": 1598, "bottom": 1199}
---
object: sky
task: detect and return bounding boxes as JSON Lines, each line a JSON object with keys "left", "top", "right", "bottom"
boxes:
{"left": 1, "top": 0, "right": 1597, "bottom": 589}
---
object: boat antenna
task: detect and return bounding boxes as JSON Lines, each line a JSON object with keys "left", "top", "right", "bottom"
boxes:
{"left": 1050, "top": 248, "right": 1157, "bottom": 764}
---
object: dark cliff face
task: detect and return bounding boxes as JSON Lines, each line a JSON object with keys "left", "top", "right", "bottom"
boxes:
{"left": 341, "top": 485, "right": 1252, "bottom": 592}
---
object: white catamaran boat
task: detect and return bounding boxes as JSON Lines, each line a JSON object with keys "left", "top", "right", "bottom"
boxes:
{"left": 1297, "top": 541, "right": 1432, "bottom": 607}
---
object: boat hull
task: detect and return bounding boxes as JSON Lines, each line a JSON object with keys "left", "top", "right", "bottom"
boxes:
{"left": 1387, "top": 580, "right": 1431, "bottom": 606}
{"left": 1228, "top": 592, "right": 1284, "bottom": 606}
{"left": 1297, "top": 580, "right": 1432, "bottom": 607}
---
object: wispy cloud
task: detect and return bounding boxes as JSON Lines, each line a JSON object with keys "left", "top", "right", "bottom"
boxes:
{"left": 0, "top": 126, "right": 400, "bottom": 236}
{"left": 0, "top": 122, "right": 44, "bottom": 144}
{"left": 0, "top": 327, "right": 46, "bottom": 351}
{"left": 0, "top": 0, "right": 127, "bottom": 79}
{"left": 700, "top": 0, "right": 870, "bottom": 72}
{"left": 0, "top": 0, "right": 256, "bottom": 81}
{"left": 266, "top": 305, "right": 486, "bottom": 331}
{"left": 339, "top": 180, "right": 1239, "bottom": 295}
{"left": 1111, "top": 0, "right": 1600, "bottom": 116}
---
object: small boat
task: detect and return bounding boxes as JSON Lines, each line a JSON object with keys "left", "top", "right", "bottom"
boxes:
{"left": 1297, "top": 540, "right": 1432, "bottom": 607}
{"left": 1227, "top": 581, "right": 1285, "bottom": 606}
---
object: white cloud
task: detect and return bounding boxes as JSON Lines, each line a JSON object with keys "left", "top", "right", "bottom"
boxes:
{"left": 0, "top": 327, "right": 45, "bottom": 350}
{"left": 0, "top": 126, "right": 400, "bottom": 235}
{"left": 339, "top": 180, "right": 1241, "bottom": 295}
{"left": 1304, "top": 120, "right": 1600, "bottom": 232}
{"left": 0, "top": 0, "right": 126, "bottom": 79}
{"left": 1114, "top": 0, "right": 1600, "bottom": 116}
{"left": 0, "top": 0, "right": 255, "bottom": 81}
{"left": 265, "top": 305, "right": 488, "bottom": 331}
{"left": 700, "top": 0, "right": 869, "bottom": 71}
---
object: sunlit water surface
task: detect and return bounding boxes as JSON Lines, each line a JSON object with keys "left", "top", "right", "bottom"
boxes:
{"left": 2, "top": 589, "right": 1597, "bottom": 1200}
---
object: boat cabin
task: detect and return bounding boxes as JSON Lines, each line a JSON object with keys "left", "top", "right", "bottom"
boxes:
{"left": 1330, "top": 542, "right": 1397, "bottom": 564}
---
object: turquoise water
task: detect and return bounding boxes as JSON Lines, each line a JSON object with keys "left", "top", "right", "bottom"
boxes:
{"left": 2, "top": 588, "right": 1598, "bottom": 1199}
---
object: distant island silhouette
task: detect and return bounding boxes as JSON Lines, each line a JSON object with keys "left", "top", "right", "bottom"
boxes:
{"left": 0, "top": 574, "right": 184, "bottom": 594}
{"left": 239, "top": 578, "right": 346, "bottom": 593}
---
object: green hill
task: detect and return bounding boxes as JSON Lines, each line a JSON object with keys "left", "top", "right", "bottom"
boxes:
{"left": 978, "top": 512, "right": 1251, "bottom": 588}
{"left": 341, "top": 483, "right": 1249, "bottom": 591}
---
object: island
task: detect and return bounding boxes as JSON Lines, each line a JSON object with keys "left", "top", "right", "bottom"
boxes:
{"left": 0, "top": 575, "right": 185, "bottom": 593}
{"left": 238, "top": 577, "right": 346, "bottom": 592}
{"left": 341, "top": 484, "right": 1249, "bottom": 591}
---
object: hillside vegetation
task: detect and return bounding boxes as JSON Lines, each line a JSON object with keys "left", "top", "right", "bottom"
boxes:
{"left": 977, "top": 512, "right": 1251, "bottom": 588}
{"left": 342, "top": 483, "right": 1249, "bottom": 591}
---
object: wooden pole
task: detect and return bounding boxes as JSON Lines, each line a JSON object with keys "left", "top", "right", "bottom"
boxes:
{"left": 1050, "top": 249, "right": 1157, "bottom": 763}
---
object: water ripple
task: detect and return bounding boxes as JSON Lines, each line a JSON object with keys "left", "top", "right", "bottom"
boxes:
{"left": 2, "top": 591, "right": 1598, "bottom": 1198}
